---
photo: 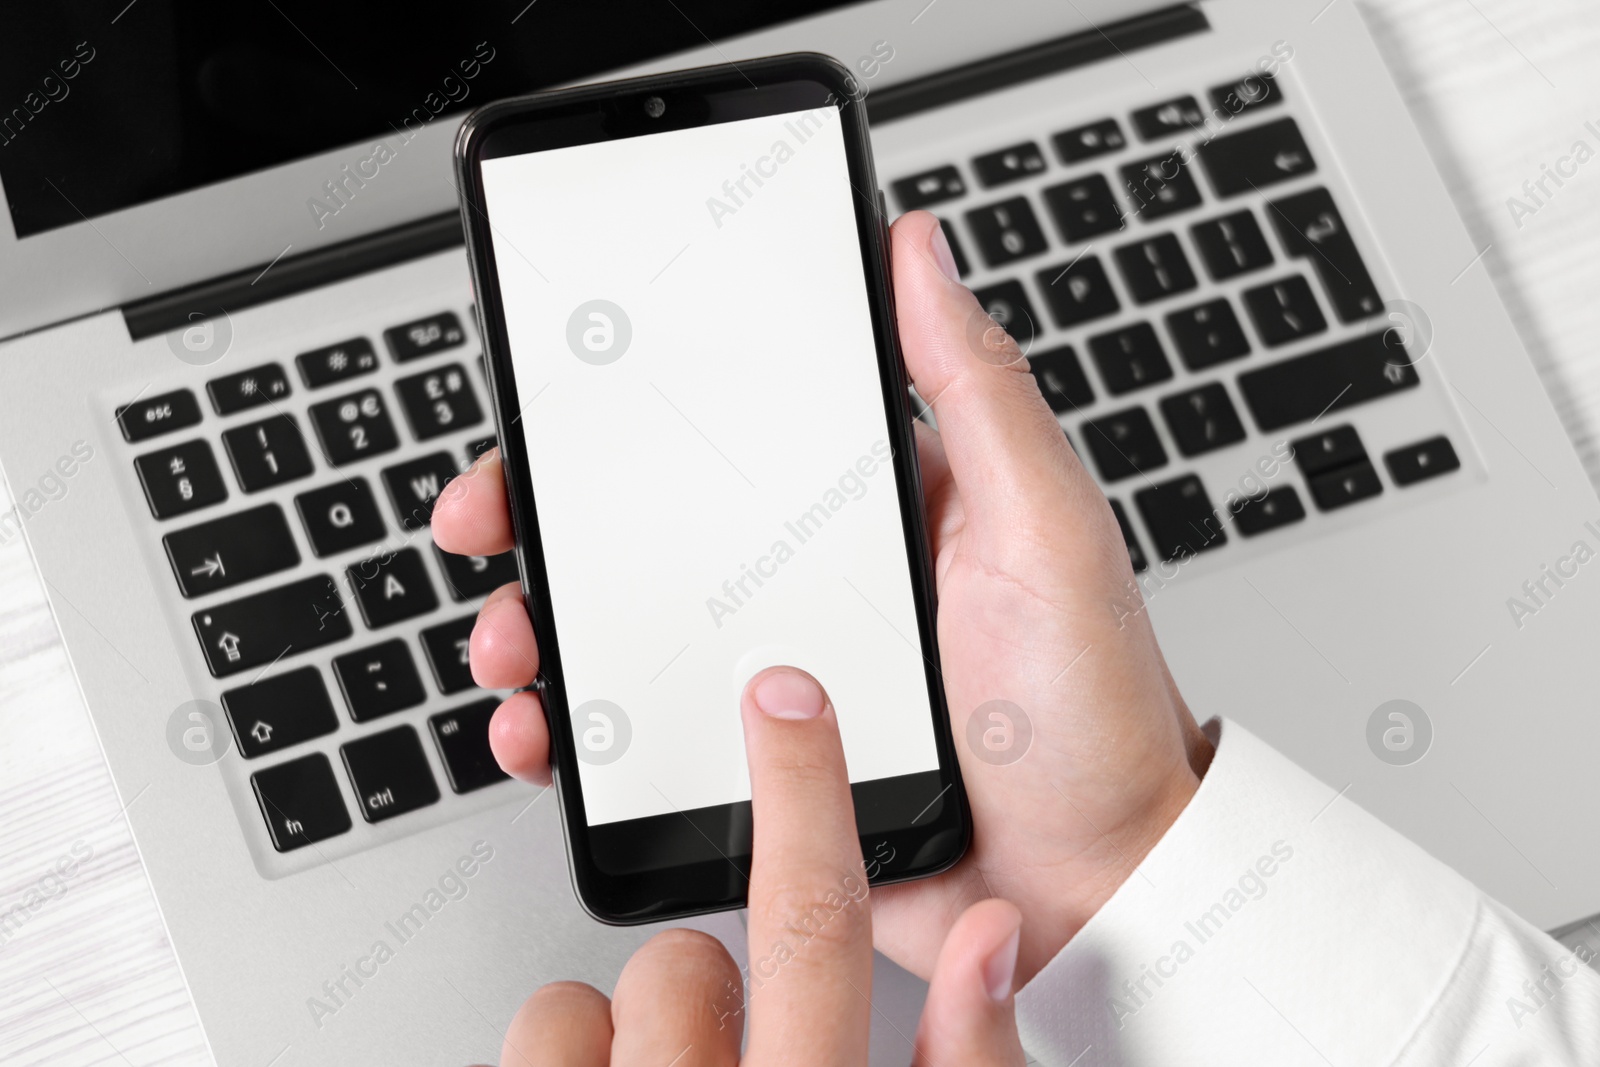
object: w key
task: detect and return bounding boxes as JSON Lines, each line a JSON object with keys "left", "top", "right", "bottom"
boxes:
{"left": 163, "top": 504, "right": 299, "bottom": 597}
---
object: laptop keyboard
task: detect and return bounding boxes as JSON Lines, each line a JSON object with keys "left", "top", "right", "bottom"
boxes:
{"left": 888, "top": 70, "right": 1464, "bottom": 570}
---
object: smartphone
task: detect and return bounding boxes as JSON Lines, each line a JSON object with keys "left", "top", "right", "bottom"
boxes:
{"left": 454, "top": 54, "right": 968, "bottom": 923}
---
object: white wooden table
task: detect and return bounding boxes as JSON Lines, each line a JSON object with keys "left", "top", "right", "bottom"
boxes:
{"left": 4, "top": 2, "right": 1600, "bottom": 1062}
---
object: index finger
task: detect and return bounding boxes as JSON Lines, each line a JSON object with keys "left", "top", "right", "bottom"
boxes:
{"left": 739, "top": 667, "right": 873, "bottom": 1066}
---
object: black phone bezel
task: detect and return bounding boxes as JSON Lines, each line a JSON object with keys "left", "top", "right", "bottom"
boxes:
{"left": 453, "top": 53, "right": 968, "bottom": 924}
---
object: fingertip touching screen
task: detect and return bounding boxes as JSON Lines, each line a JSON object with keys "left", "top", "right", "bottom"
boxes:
{"left": 478, "top": 105, "right": 939, "bottom": 828}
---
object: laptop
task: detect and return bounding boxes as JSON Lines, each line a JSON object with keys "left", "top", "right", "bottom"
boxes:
{"left": 3, "top": 1, "right": 1597, "bottom": 1063}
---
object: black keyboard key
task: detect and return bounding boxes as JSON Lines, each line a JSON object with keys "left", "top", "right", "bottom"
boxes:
{"left": 191, "top": 575, "right": 351, "bottom": 678}
{"left": 1029, "top": 346, "right": 1095, "bottom": 414}
{"left": 966, "top": 199, "right": 1049, "bottom": 267}
{"left": 251, "top": 753, "right": 351, "bottom": 852}
{"left": 308, "top": 388, "right": 399, "bottom": 466}
{"left": 1385, "top": 436, "right": 1461, "bottom": 487}
{"left": 1191, "top": 211, "right": 1274, "bottom": 281}
{"left": 295, "top": 479, "right": 386, "bottom": 557}
{"left": 1230, "top": 486, "right": 1306, "bottom": 536}
{"left": 347, "top": 547, "right": 438, "bottom": 629}
{"left": 1308, "top": 461, "right": 1383, "bottom": 511}
{"left": 467, "top": 436, "right": 498, "bottom": 463}
{"left": 395, "top": 364, "right": 484, "bottom": 441}
{"left": 384, "top": 311, "right": 466, "bottom": 362}
{"left": 222, "top": 414, "right": 314, "bottom": 491}
{"left": 438, "top": 548, "right": 519, "bottom": 601}
{"left": 297, "top": 337, "right": 379, "bottom": 388}
{"left": 971, "top": 281, "right": 1042, "bottom": 350}
{"left": 1115, "top": 234, "right": 1197, "bottom": 304}
{"left": 1238, "top": 330, "right": 1419, "bottom": 432}
{"left": 1131, "top": 97, "right": 1206, "bottom": 142}
{"left": 333, "top": 639, "right": 427, "bottom": 722}
{"left": 1210, "top": 72, "right": 1284, "bottom": 116}
{"left": 1082, "top": 407, "right": 1168, "bottom": 483}
{"left": 972, "top": 141, "right": 1047, "bottom": 187}
{"left": 1121, "top": 152, "right": 1204, "bottom": 221}
{"left": 163, "top": 504, "right": 299, "bottom": 598}
{"left": 938, "top": 218, "right": 970, "bottom": 279}
{"left": 1199, "top": 118, "right": 1316, "bottom": 198}
{"left": 1042, "top": 175, "right": 1124, "bottom": 243}
{"left": 341, "top": 726, "right": 440, "bottom": 823}
{"left": 1054, "top": 118, "right": 1126, "bottom": 163}
{"left": 134, "top": 439, "right": 227, "bottom": 519}
{"left": 421, "top": 616, "right": 477, "bottom": 694}
{"left": 1109, "top": 499, "right": 1148, "bottom": 573}
{"left": 1035, "top": 257, "right": 1120, "bottom": 329}
{"left": 1166, "top": 299, "right": 1251, "bottom": 370}
{"left": 1243, "top": 276, "right": 1328, "bottom": 347}
{"left": 116, "top": 389, "right": 201, "bottom": 443}
{"left": 892, "top": 165, "right": 966, "bottom": 210}
{"left": 206, "top": 363, "right": 291, "bottom": 416}
{"left": 1159, "top": 384, "right": 1247, "bottom": 457}
{"left": 1134, "top": 475, "right": 1227, "bottom": 561}
{"left": 430, "top": 699, "right": 509, "bottom": 794}
{"left": 382, "top": 453, "right": 461, "bottom": 531}
{"left": 1088, "top": 323, "right": 1173, "bottom": 395}
{"left": 222, "top": 666, "right": 339, "bottom": 759}
{"left": 1268, "top": 188, "right": 1384, "bottom": 322}
{"left": 1292, "top": 425, "right": 1368, "bottom": 478}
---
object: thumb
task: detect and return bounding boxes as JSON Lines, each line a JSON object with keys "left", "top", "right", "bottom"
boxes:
{"left": 912, "top": 899, "right": 1028, "bottom": 1067}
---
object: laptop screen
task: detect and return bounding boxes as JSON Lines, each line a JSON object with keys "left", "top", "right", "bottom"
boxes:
{"left": 0, "top": 1, "right": 853, "bottom": 239}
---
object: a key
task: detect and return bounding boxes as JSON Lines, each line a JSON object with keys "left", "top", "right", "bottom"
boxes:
{"left": 191, "top": 575, "right": 352, "bottom": 678}
{"left": 1199, "top": 118, "right": 1317, "bottom": 198}
{"left": 222, "top": 414, "right": 314, "bottom": 492}
{"left": 1191, "top": 211, "right": 1274, "bottom": 280}
{"left": 1087, "top": 323, "right": 1173, "bottom": 395}
{"left": 1034, "top": 256, "right": 1121, "bottom": 329}
{"left": 437, "top": 548, "right": 519, "bottom": 601}
{"left": 1121, "top": 152, "right": 1204, "bottom": 221}
{"left": 251, "top": 753, "right": 352, "bottom": 852}
{"left": 117, "top": 388, "right": 201, "bottom": 443}
{"left": 965, "top": 199, "right": 1049, "bottom": 267}
{"left": 1115, "top": 234, "right": 1197, "bottom": 304}
{"left": 1134, "top": 475, "right": 1227, "bottom": 561}
{"left": 382, "top": 453, "right": 462, "bottom": 531}
{"left": 891, "top": 165, "right": 966, "bottom": 210}
{"left": 1237, "top": 330, "right": 1419, "bottom": 432}
{"left": 221, "top": 666, "right": 339, "bottom": 759}
{"left": 297, "top": 337, "right": 379, "bottom": 388}
{"left": 134, "top": 439, "right": 227, "bottom": 519}
{"left": 972, "top": 141, "right": 1047, "bottom": 187}
{"left": 1292, "top": 425, "right": 1368, "bottom": 478}
{"left": 1308, "top": 462, "right": 1383, "bottom": 511}
{"left": 308, "top": 388, "right": 399, "bottom": 466}
{"left": 163, "top": 503, "right": 299, "bottom": 597}
{"left": 1385, "top": 436, "right": 1460, "bottom": 487}
{"left": 207, "top": 363, "right": 291, "bottom": 416}
{"left": 347, "top": 547, "right": 438, "bottom": 629}
{"left": 1243, "top": 276, "right": 1328, "bottom": 347}
{"left": 1042, "top": 175, "right": 1124, "bottom": 243}
{"left": 1131, "top": 96, "right": 1206, "bottom": 142}
{"left": 421, "top": 616, "right": 477, "bottom": 694}
{"left": 340, "top": 726, "right": 440, "bottom": 824}
{"left": 1159, "top": 383, "right": 1247, "bottom": 457}
{"left": 384, "top": 311, "right": 466, "bottom": 362}
{"left": 1268, "top": 188, "right": 1384, "bottom": 322}
{"left": 1028, "top": 346, "right": 1095, "bottom": 414}
{"left": 1166, "top": 299, "right": 1251, "bottom": 370}
{"left": 395, "top": 364, "right": 484, "bottom": 441}
{"left": 430, "top": 700, "right": 510, "bottom": 794}
{"left": 1109, "top": 500, "right": 1148, "bottom": 573}
{"left": 938, "top": 219, "right": 970, "bottom": 278}
{"left": 333, "top": 639, "right": 427, "bottom": 722}
{"left": 1082, "top": 407, "right": 1169, "bottom": 483}
{"left": 295, "top": 479, "right": 386, "bottom": 557}
{"left": 971, "top": 281, "right": 1043, "bottom": 350}
{"left": 1229, "top": 486, "right": 1306, "bottom": 536}
{"left": 1053, "top": 118, "right": 1126, "bottom": 163}
{"left": 1210, "top": 72, "right": 1284, "bottom": 117}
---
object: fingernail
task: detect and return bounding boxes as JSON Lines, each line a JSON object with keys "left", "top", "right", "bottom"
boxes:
{"left": 983, "top": 926, "right": 1020, "bottom": 1003}
{"left": 751, "top": 669, "right": 826, "bottom": 720}
{"left": 929, "top": 222, "right": 961, "bottom": 283}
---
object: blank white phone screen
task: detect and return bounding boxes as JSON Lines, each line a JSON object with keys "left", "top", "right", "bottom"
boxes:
{"left": 480, "top": 107, "right": 939, "bottom": 826}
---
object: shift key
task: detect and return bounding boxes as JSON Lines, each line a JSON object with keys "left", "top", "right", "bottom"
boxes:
{"left": 192, "top": 575, "right": 352, "bottom": 678}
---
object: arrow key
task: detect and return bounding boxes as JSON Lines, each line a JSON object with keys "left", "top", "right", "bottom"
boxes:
{"left": 222, "top": 665, "right": 339, "bottom": 759}
{"left": 163, "top": 503, "right": 300, "bottom": 597}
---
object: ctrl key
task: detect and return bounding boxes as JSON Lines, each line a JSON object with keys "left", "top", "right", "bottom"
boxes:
{"left": 341, "top": 725, "right": 440, "bottom": 823}
{"left": 252, "top": 753, "right": 352, "bottom": 852}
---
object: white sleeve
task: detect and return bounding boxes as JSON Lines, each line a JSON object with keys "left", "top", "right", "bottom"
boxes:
{"left": 1013, "top": 719, "right": 1600, "bottom": 1066}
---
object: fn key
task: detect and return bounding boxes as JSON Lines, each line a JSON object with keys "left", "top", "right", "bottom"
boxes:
{"left": 251, "top": 753, "right": 352, "bottom": 852}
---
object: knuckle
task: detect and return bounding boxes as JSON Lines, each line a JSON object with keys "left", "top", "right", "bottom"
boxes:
{"left": 753, "top": 875, "right": 871, "bottom": 951}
